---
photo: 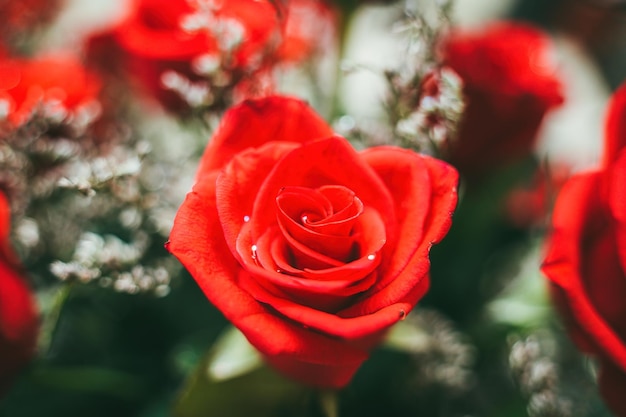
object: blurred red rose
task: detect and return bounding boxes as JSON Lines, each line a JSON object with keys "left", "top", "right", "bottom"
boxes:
{"left": 0, "top": 52, "right": 101, "bottom": 128}
{"left": 86, "top": 0, "right": 283, "bottom": 112}
{"left": 167, "top": 96, "right": 458, "bottom": 388}
{"left": 542, "top": 81, "right": 626, "bottom": 417}
{"left": 0, "top": 192, "right": 38, "bottom": 395}
{"left": 440, "top": 21, "right": 564, "bottom": 180}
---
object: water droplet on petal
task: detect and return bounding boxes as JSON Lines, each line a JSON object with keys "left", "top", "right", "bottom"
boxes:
{"left": 367, "top": 254, "right": 376, "bottom": 261}
{"left": 251, "top": 244, "right": 258, "bottom": 260}
{"left": 243, "top": 215, "right": 250, "bottom": 222}
{"left": 399, "top": 310, "right": 406, "bottom": 320}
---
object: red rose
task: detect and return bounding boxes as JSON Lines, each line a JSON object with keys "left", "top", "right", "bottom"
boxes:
{"left": 542, "top": 81, "right": 626, "bottom": 417}
{"left": 167, "top": 96, "right": 458, "bottom": 388}
{"left": 441, "top": 21, "right": 564, "bottom": 180}
{"left": 87, "top": 0, "right": 282, "bottom": 112}
{"left": 0, "top": 192, "right": 38, "bottom": 395}
{"left": 0, "top": 53, "right": 101, "bottom": 127}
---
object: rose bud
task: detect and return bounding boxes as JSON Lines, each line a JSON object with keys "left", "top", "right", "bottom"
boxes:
{"left": 440, "top": 21, "right": 564, "bottom": 181}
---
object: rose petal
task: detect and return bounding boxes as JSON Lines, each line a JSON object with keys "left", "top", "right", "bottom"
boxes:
{"left": 0, "top": 193, "right": 13, "bottom": 258}
{"left": 276, "top": 186, "right": 333, "bottom": 224}
{"left": 581, "top": 226, "right": 626, "bottom": 340}
{"left": 603, "top": 81, "right": 626, "bottom": 166}
{"left": 542, "top": 172, "right": 626, "bottom": 370}
{"left": 216, "top": 142, "right": 299, "bottom": 263}
{"left": 237, "top": 268, "right": 412, "bottom": 340}
{"left": 274, "top": 221, "right": 352, "bottom": 269}
{"left": 609, "top": 151, "right": 626, "bottom": 280}
{"left": 198, "top": 96, "right": 334, "bottom": 175}
{"left": 310, "top": 185, "right": 364, "bottom": 231}
{"left": 258, "top": 218, "right": 384, "bottom": 282}
{"left": 236, "top": 309, "right": 368, "bottom": 388}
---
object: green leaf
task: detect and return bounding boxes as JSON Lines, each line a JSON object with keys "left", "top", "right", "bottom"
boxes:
{"left": 486, "top": 241, "right": 552, "bottom": 329}
{"left": 206, "top": 325, "right": 263, "bottom": 381}
{"left": 174, "top": 326, "right": 308, "bottom": 417}
{"left": 383, "top": 319, "right": 431, "bottom": 353}
{"left": 318, "top": 390, "right": 339, "bottom": 417}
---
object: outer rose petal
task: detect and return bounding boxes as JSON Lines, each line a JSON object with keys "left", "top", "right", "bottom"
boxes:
{"left": 216, "top": 141, "right": 299, "bottom": 262}
{"left": 197, "top": 96, "right": 334, "bottom": 174}
{"left": 542, "top": 172, "right": 626, "bottom": 371}
{"left": 603, "top": 81, "right": 626, "bottom": 166}
{"left": 605, "top": 152, "right": 626, "bottom": 327}
{"left": 236, "top": 268, "right": 413, "bottom": 341}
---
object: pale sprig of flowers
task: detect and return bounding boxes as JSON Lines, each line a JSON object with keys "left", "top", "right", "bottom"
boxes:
{"left": 509, "top": 335, "right": 573, "bottom": 417}
{"left": 395, "top": 67, "right": 464, "bottom": 151}
{"left": 387, "top": 308, "right": 476, "bottom": 393}
{"left": 388, "top": 0, "right": 465, "bottom": 155}
{"left": 336, "top": 0, "right": 464, "bottom": 155}
{"left": 1, "top": 94, "right": 189, "bottom": 297}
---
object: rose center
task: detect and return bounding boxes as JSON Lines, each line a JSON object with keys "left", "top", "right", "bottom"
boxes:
{"left": 275, "top": 185, "right": 364, "bottom": 267}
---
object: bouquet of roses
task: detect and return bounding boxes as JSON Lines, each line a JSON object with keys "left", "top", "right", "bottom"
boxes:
{"left": 1, "top": 0, "right": 625, "bottom": 416}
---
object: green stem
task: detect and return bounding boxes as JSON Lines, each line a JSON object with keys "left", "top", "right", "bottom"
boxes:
{"left": 39, "top": 283, "right": 73, "bottom": 354}
{"left": 319, "top": 389, "right": 339, "bottom": 417}
{"left": 328, "top": 4, "right": 358, "bottom": 120}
